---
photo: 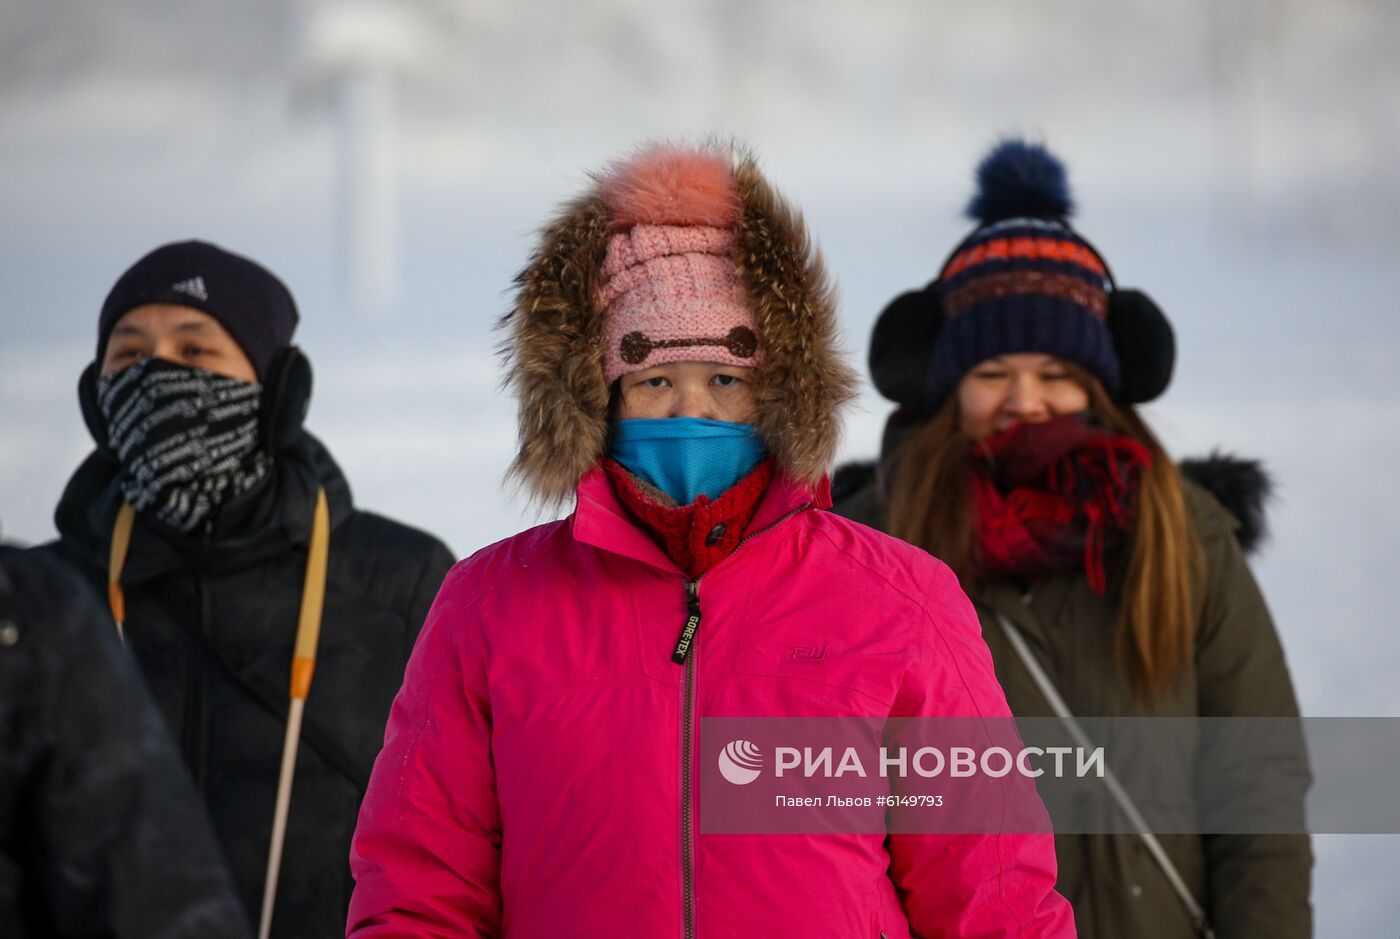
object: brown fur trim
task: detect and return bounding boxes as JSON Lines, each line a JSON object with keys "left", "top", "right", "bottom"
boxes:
{"left": 732, "top": 155, "right": 859, "bottom": 486}
{"left": 501, "top": 145, "right": 859, "bottom": 504}
{"left": 500, "top": 194, "right": 613, "bottom": 505}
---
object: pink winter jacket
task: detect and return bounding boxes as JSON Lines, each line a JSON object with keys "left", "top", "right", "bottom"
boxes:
{"left": 347, "top": 468, "right": 1077, "bottom": 938}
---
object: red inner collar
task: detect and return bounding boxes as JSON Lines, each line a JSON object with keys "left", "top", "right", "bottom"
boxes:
{"left": 602, "top": 457, "right": 776, "bottom": 579}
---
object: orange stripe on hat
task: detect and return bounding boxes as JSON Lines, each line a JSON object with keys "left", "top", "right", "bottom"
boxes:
{"left": 942, "top": 237, "right": 1108, "bottom": 280}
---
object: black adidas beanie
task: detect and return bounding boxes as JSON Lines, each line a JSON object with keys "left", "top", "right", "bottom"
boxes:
{"left": 97, "top": 240, "right": 299, "bottom": 380}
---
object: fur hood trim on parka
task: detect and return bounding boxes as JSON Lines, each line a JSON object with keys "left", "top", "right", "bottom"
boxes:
{"left": 500, "top": 141, "right": 859, "bottom": 505}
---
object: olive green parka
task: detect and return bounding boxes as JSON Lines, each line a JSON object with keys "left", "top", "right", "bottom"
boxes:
{"left": 833, "top": 455, "right": 1312, "bottom": 939}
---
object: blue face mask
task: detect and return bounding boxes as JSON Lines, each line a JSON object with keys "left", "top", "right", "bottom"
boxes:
{"left": 610, "top": 418, "right": 768, "bottom": 505}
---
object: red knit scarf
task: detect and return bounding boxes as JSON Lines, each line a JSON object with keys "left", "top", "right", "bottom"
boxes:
{"left": 971, "top": 415, "right": 1151, "bottom": 593}
{"left": 603, "top": 457, "right": 776, "bottom": 580}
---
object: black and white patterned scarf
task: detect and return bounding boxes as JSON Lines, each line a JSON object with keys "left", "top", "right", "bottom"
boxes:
{"left": 97, "top": 357, "right": 272, "bottom": 533}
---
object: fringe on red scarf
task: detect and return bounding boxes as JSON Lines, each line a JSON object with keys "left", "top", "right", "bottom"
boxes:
{"left": 971, "top": 416, "right": 1151, "bottom": 592}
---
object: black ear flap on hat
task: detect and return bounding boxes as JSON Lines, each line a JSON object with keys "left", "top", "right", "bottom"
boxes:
{"left": 1107, "top": 289, "right": 1175, "bottom": 404}
{"left": 870, "top": 284, "right": 943, "bottom": 409}
{"left": 77, "top": 361, "right": 110, "bottom": 451}
{"left": 259, "top": 346, "right": 313, "bottom": 453}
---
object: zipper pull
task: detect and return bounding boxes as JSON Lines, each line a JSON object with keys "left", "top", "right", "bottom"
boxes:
{"left": 671, "top": 580, "right": 701, "bottom": 665}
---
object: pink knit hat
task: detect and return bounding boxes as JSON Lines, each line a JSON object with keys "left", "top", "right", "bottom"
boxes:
{"left": 596, "top": 145, "right": 761, "bottom": 383}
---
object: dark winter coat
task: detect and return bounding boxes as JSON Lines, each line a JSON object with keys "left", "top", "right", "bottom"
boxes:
{"left": 31, "top": 432, "right": 454, "bottom": 939}
{"left": 832, "top": 453, "right": 1313, "bottom": 939}
{"left": 0, "top": 544, "right": 251, "bottom": 939}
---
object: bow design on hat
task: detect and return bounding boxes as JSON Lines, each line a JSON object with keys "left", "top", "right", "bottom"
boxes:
{"left": 619, "top": 326, "right": 759, "bottom": 366}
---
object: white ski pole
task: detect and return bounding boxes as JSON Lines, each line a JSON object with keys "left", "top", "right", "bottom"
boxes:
{"left": 259, "top": 489, "right": 330, "bottom": 939}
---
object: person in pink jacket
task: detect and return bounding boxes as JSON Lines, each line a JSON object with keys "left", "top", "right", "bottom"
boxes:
{"left": 346, "top": 142, "right": 1077, "bottom": 938}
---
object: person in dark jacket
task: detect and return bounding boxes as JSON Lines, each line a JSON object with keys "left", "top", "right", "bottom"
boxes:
{"left": 832, "top": 140, "right": 1312, "bottom": 939}
{"left": 30, "top": 240, "right": 455, "bottom": 938}
{"left": 0, "top": 543, "right": 251, "bottom": 939}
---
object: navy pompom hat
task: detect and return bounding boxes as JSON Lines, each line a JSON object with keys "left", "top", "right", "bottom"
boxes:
{"left": 97, "top": 240, "right": 299, "bottom": 380}
{"left": 870, "top": 139, "right": 1174, "bottom": 412}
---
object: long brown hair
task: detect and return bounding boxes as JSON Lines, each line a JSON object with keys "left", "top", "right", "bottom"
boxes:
{"left": 885, "top": 365, "right": 1204, "bottom": 701}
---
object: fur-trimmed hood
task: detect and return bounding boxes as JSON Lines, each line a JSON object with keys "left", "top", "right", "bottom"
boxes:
{"left": 499, "top": 141, "right": 859, "bottom": 505}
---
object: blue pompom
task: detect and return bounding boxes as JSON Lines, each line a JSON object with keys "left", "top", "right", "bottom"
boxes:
{"left": 965, "top": 139, "right": 1073, "bottom": 224}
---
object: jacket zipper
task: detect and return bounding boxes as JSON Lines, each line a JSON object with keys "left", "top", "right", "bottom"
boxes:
{"left": 672, "top": 580, "right": 702, "bottom": 665}
{"left": 679, "top": 578, "right": 700, "bottom": 939}
{"left": 670, "top": 503, "right": 811, "bottom": 668}
{"left": 670, "top": 502, "right": 813, "bottom": 938}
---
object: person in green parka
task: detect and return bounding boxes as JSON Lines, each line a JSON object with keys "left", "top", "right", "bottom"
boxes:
{"left": 832, "top": 139, "right": 1312, "bottom": 939}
